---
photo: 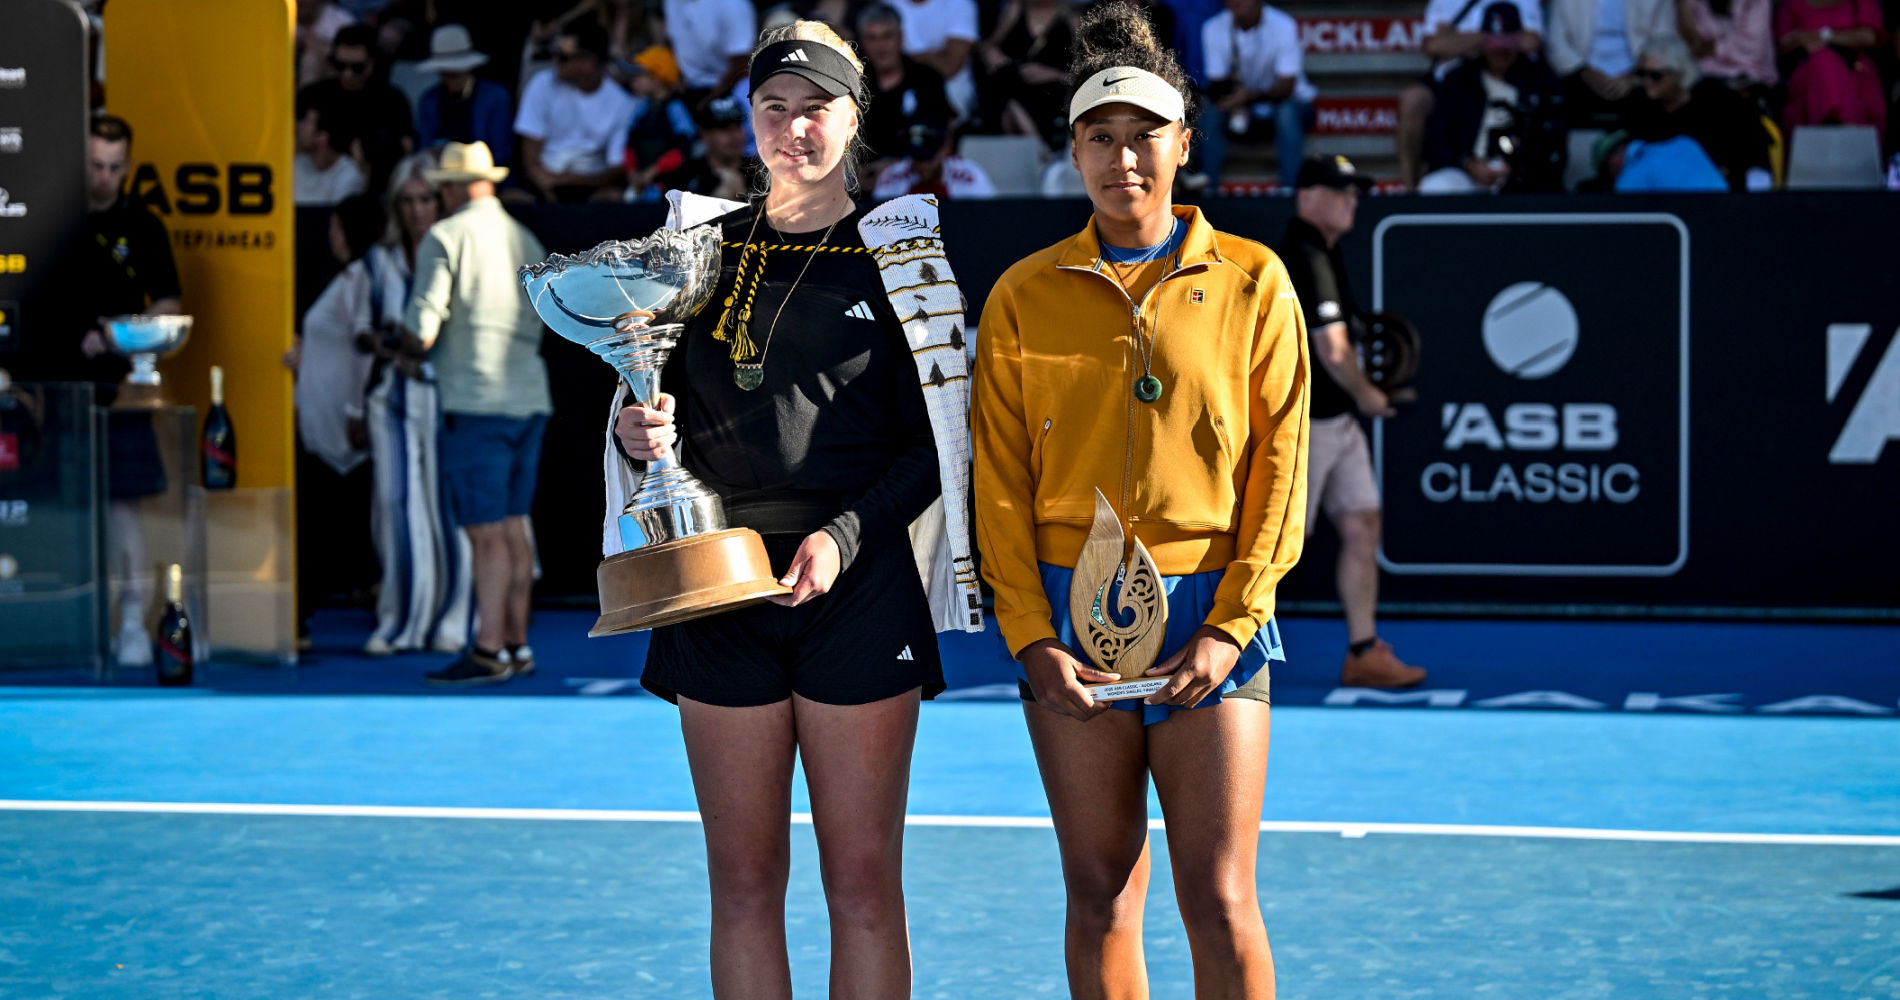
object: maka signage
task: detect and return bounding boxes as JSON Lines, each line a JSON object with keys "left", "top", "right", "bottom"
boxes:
{"left": 1371, "top": 214, "right": 1688, "bottom": 576}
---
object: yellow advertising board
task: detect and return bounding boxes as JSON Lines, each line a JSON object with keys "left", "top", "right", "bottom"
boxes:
{"left": 103, "top": 0, "right": 295, "bottom": 490}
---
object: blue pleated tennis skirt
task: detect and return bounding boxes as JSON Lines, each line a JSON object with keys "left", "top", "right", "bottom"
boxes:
{"left": 1032, "top": 561, "right": 1283, "bottom": 726}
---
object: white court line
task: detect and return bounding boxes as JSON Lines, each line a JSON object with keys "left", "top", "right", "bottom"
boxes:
{"left": 2, "top": 800, "right": 1896, "bottom": 847}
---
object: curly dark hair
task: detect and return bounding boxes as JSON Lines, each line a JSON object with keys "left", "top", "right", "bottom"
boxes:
{"left": 1067, "top": 1, "right": 1197, "bottom": 129}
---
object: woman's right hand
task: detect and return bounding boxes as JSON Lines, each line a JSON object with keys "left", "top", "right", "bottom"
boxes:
{"left": 1022, "top": 639, "right": 1122, "bottom": 721}
{"left": 615, "top": 393, "right": 678, "bottom": 461}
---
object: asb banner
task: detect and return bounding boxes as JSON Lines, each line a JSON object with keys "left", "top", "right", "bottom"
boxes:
{"left": 104, "top": 0, "right": 295, "bottom": 489}
{"left": 1371, "top": 215, "right": 1689, "bottom": 576}
{"left": 0, "top": 0, "right": 88, "bottom": 358}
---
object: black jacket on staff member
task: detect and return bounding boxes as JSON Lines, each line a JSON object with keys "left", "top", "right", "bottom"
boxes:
{"left": 1278, "top": 214, "right": 1360, "bottom": 421}
{"left": 23, "top": 196, "right": 182, "bottom": 402}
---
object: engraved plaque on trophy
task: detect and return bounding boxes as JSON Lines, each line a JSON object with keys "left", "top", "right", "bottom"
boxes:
{"left": 521, "top": 225, "right": 787, "bottom": 636}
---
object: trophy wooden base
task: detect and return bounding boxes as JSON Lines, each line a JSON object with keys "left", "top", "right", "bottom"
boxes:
{"left": 589, "top": 527, "right": 790, "bottom": 636}
{"left": 110, "top": 383, "right": 167, "bottom": 409}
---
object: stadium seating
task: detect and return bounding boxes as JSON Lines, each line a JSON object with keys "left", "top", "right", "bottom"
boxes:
{"left": 956, "top": 134, "right": 1048, "bottom": 197}
{"left": 1784, "top": 125, "right": 1883, "bottom": 190}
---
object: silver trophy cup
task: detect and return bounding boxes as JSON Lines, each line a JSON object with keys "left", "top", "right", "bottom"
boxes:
{"left": 104, "top": 314, "right": 194, "bottom": 407}
{"left": 521, "top": 225, "right": 786, "bottom": 636}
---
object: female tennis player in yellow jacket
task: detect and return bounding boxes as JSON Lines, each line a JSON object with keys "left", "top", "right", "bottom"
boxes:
{"left": 971, "top": 4, "right": 1310, "bottom": 996}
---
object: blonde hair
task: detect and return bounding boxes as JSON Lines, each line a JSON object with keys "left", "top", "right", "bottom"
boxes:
{"left": 383, "top": 150, "right": 441, "bottom": 249}
{"left": 750, "top": 19, "right": 872, "bottom": 196}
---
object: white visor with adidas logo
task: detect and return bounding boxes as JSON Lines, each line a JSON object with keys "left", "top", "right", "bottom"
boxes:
{"left": 1068, "top": 67, "right": 1185, "bottom": 126}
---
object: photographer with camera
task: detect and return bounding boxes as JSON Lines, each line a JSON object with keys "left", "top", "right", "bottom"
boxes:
{"left": 1418, "top": 2, "right": 1567, "bottom": 193}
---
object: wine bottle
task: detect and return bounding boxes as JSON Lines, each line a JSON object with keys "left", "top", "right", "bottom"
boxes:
{"left": 202, "top": 365, "right": 236, "bottom": 489}
{"left": 154, "top": 564, "right": 193, "bottom": 686}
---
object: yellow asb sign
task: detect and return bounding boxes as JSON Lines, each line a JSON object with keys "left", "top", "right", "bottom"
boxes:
{"left": 104, "top": 0, "right": 294, "bottom": 489}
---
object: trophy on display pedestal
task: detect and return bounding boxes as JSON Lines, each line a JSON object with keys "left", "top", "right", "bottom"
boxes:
{"left": 521, "top": 225, "right": 787, "bottom": 637}
{"left": 104, "top": 315, "right": 194, "bottom": 408}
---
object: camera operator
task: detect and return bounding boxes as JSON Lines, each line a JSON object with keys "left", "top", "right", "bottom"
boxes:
{"left": 1418, "top": 2, "right": 1566, "bottom": 193}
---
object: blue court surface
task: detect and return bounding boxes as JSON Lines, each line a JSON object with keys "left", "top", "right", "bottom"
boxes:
{"left": 3, "top": 611, "right": 1898, "bottom": 998}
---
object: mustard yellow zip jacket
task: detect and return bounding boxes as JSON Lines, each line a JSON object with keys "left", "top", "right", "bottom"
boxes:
{"left": 972, "top": 205, "right": 1310, "bottom": 657}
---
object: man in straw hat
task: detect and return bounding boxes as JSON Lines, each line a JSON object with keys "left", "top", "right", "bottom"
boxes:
{"left": 416, "top": 24, "right": 517, "bottom": 168}
{"left": 403, "top": 142, "right": 552, "bottom": 687}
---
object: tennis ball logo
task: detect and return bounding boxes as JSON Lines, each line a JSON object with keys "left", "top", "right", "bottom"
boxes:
{"left": 1481, "top": 283, "right": 1578, "bottom": 379}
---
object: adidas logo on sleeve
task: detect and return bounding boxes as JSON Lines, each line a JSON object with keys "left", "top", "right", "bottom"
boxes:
{"left": 896, "top": 645, "right": 915, "bottom": 661}
{"left": 845, "top": 301, "right": 876, "bottom": 320}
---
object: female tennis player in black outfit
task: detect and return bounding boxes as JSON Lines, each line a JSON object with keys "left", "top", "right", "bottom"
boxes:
{"left": 614, "top": 19, "right": 947, "bottom": 1000}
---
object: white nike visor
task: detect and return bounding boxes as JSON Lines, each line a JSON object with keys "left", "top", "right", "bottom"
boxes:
{"left": 1068, "top": 67, "right": 1186, "bottom": 126}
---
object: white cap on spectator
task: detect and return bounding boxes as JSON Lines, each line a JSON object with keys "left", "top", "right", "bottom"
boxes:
{"left": 425, "top": 142, "right": 509, "bottom": 183}
{"left": 417, "top": 25, "right": 489, "bottom": 74}
{"left": 1067, "top": 67, "right": 1185, "bottom": 126}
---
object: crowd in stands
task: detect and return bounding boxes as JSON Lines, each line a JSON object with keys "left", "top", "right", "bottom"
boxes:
{"left": 279, "top": 0, "right": 1900, "bottom": 198}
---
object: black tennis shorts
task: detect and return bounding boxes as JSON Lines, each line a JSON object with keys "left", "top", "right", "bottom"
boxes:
{"left": 640, "top": 530, "right": 945, "bottom": 707}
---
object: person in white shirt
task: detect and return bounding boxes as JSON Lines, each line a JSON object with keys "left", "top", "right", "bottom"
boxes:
{"left": 895, "top": 0, "right": 980, "bottom": 115}
{"left": 1546, "top": 0, "right": 1678, "bottom": 122}
{"left": 514, "top": 23, "right": 639, "bottom": 201}
{"left": 1198, "top": 0, "right": 1317, "bottom": 188}
{"left": 293, "top": 95, "right": 368, "bottom": 207}
{"left": 662, "top": 0, "right": 756, "bottom": 105}
{"left": 871, "top": 119, "right": 998, "bottom": 199}
{"left": 1397, "top": 0, "right": 1544, "bottom": 187}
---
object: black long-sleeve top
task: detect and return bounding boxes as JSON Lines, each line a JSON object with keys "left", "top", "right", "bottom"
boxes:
{"left": 658, "top": 203, "right": 940, "bottom": 571}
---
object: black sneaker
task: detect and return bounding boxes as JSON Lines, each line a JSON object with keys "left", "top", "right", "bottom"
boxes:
{"left": 508, "top": 644, "right": 536, "bottom": 677}
{"left": 425, "top": 649, "right": 513, "bottom": 687}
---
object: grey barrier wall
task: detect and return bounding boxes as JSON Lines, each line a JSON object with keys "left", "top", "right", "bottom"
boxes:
{"left": 298, "top": 193, "right": 1900, "bottom": 619}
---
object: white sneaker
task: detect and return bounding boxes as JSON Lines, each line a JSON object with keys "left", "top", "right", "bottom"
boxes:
{"left": 363, "top": 636, "right": 394, "bottom": 656}
{"left": 116, "top": 620, "right": 153, "bottom": 667}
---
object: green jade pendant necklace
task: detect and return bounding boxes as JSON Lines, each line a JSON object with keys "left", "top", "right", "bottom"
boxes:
{"left": 1104, "top": 219, "right": 1181, "bottom": 405}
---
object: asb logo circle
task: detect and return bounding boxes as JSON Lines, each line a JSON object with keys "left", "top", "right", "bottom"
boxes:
{"left": 1482, "top": 282, "right": 1578, "bottom": 379}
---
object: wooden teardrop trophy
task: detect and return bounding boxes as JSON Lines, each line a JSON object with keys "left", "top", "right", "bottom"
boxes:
{"left": 1068, "top": 490, "right": 1170, "bottom": 702}
{"left": 521, "top": 225, "right": 787, "bottom": 637}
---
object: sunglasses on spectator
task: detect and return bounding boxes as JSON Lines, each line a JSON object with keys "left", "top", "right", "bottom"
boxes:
{"left": 332, "top": 57, "right": 371, "bottom": 74}
{"left": 1634, "top": 68, "right": 1672, "bottom": 82}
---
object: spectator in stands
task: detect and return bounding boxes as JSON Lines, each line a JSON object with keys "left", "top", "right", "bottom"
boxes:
{"left": 662, "top": 0, "right": 757, "bottom": 108}
{"left": 1676, "top": 0, "right": 1777, "bottom": 90}
{"left": 363, "top": 152, "right": 477, "bottom": 657}
{"left": 1630, "top": 36, "right": 1774, "bottom": 188}
{"left": 1546, "top": 0, "right": 1679, "bottom": 124}
{"left": 1776, "top": 0, "right": 1888, "bottom": 146}
{"left": 894, "top": 0, "right": 981, "bottom": 115}
{"left": 1396, "top": 0, "right": 1544, "bottom": 188}
{"left": 286, "top": 193, "right": 387, "bottom": 643}
{"left": 1585, "top": 126, "right": 1731, "bottom": 187}
{"left": 301, "top": 24, "right": 418, "bottom": 196}
{"left": 1418, "top": 3, "right": 1566, "bottom": 193}
{"left": 294, "top": 91, "right": 369, "bottom": 206}
{"left": 976, "top": 0, "right": 1074, "bottom": 145}
{"left": 405, "top": 142, "right": 553, "bottom": 686}
{"left": 1277, "top": 155, "right": 1425, "bottom": 689}
{"left": 1197, "top": 0, "right": 1317, "bottom": 191}
{"left": 416, "top": 25, "right": 516, "bottom": 167}
{"left": 613, "top": 46, "right": 700, "bottom": 199}
{"left": 860, "top": 3, "right": 955, "bottom": 187}
{"left": 515, "top": 23, "right": 639, "bottom": 201}
{"left": 656, "top": 96, "right": 749, "bottom": 199}
{"left": 872, "top": 118, "right": 998, "bottom": 198}
{"left": 298, "top": 0, "right": 357, "bottom": 88}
